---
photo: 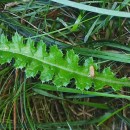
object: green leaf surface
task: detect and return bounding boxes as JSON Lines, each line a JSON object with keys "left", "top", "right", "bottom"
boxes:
{"left": 0, "top": 33, "right": 130, "bottom": 91}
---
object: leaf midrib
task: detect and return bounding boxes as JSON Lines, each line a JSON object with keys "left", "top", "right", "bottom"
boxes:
{"left": 0, "top": 48, "right": 130, "bottom": 87}
{"left": 0, "top": 48, "right": 88, "bottom": 77}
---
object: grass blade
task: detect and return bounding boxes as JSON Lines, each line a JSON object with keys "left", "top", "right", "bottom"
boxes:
{"left": 33, "top": 84, "right": 130, "bottom": 100}
{"left": 51, "top": 0, "right": 130, "bottom": 18}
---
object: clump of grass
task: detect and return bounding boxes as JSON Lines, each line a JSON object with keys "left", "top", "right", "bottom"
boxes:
{"left": 0, "top": 0, "right": 130, "bottom": 129}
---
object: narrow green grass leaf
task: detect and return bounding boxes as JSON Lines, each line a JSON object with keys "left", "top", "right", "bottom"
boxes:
{"left": 70, "top": 100, "right": 109, "bottom": 109}
{"left": 84, "top": 18, "right": 99, "bottom": 43}
{"left": 23, "top": 81, "right": 35, "bottom": 129}
{"left": 97, "top": 104, "right": 130, "bottom": 126}
{"left": 33, "top": 84, "right": 130, "bottom": 100}
{"left": 74, "top": 47, "right": 130, "bottom": 63}
{"left": 88, "top": 41, "right": 130, "bottom": 52}
{"left": 51, "top": 0, "right": 130, "bottom": 18}
{"left": 71, "top": 13, "right": 82, "bottom": 32}
{"left": 33, "top": 88, "right": 63, "bottom": 99}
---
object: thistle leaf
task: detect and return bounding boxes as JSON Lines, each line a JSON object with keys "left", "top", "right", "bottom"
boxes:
{"left": 0, "top": 33, "right": 130, "bottom": 91}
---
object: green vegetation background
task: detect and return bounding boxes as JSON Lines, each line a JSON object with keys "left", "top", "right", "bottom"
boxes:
{"left": 0, "top": 0, "right": 130, "bottom": 129}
